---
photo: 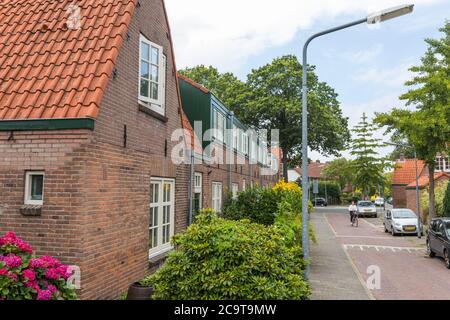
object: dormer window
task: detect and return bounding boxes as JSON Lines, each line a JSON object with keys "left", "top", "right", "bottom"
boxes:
{"left": 139, "top": 34, "right": 166, "bottom": 115}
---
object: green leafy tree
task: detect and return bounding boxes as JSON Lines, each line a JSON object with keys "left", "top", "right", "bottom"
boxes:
{"left": 351, "top": 113, "right": 386, "bottom": 197}
{"left": 375, "top": 21, "right": 450, "bottom": 219}
{"left": 180, "top": 56, "right": 351, "bottom": 180}
{"left": 322, "top": 158, "right": 354, "bottom": 190}
{"left": 388, "top": 131, "right": 417, "bottom": 160}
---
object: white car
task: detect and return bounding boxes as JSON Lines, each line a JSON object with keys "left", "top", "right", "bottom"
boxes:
{"left": 374, "top": 197, "right": 385, "bottom": 207}
{"left": 384, "top": 209, "right": 423, "bottom": 236}
{"left": 356, "top": 201, "right": 377, "bottom": 218}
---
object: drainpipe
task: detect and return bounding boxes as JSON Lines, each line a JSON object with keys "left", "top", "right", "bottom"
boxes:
{"left": 228, "top": 112, "right": 234, "bottom": 192}
{"left": 187, "top": 148, "right": 195, "bottom": 226}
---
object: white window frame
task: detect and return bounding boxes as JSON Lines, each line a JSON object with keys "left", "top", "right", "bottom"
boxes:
{"left": 232, "top": 183, "right": 239, "bottom": 199}
{"left": 212, "top": 182, "right": 223, "bottom": 212}
{"left": 194, "top": 172, "right": 202, "bottom": 211}
{"left": 242, "top": 179, "right": 246, "bottom": 192}
{"left": 24, "top": 171, "right": 45, "bottom": 205}
{"left": 243, "top": 133, "right": 248, "bottom": 155}
{"left": 436, "top": 156, "right": 450, "bottom": 172}
{"left": 213, "top": 109, "right": 226, "bottom": 143}
{"left": 139, "top": 34, "right": 166, "bottom": 116}
{"left": 149, "top": 178, "right": 175, "bottom": 258}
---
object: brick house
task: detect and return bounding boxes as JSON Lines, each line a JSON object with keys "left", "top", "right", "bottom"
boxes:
{"left": 178, "top": 75, "right": 281, "bottom": 215}
{"left": 392, "top": 155, "right": 450, "bottom": 217}
{"left": 288, "top": 161, "right": 328, "bottom": 183}
{"left": 0, "top": 0, "right": 192, "bottom": 299}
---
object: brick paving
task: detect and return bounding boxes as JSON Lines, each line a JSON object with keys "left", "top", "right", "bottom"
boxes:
{"left": 309, "top": 207, "right": 371, "bottom": 300}
{"left": 314, "top": 207, "right": 450, "bottom": 300}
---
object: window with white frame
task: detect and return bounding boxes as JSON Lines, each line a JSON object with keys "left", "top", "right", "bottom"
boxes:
{"left": 24, "top": 171, "right": 44, "bottom": 205}
{"left": 213, "top": 109, "right": 226, "bottom": 143}
{"left": 243, "top": 133, "right": 248, "bottom": 155}
{"left": 436, "top": 156, "right": 450, "bottom": 172}
{"left": 212, "top": 182, "right": 223, "bottom": 212}
{"left": 232, "top": 183, "right": 239, "bottom": 199}
{"left": 251, "top": 138, "right": 257, "bottom": 161}
{"left": 194, "top": 173, "right": 202, "bottom": 213}
{"left": 149, "top": 178, "right": 175, "bottom": 257}
{"left": 242, "top": 179, "right": 246, "bottom": 191}
{"left": 232, "top": 125, "right": 238, "bottom": 150}
{"left": 139, "top": 34, "right": 166, "bottom": 115}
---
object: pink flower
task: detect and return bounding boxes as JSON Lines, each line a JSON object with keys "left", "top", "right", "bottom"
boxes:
{"left": 37, "top": 289, "right": 52, "bottom": 300}
{"left": 24, "top": 280, "right": 40, "bottom": 291}
{"left": 0, "top": 231, "right": 33, "bottom": 254}
{"left": 47, "top": 284, "right": 57, "bottom": 293}
{"left": 0, "top": 268, "right": 8, "bottom": 276}
{"left": 45, "top": 268, "right": 60, "bottom": 280}
{"left": 56, "top": 265, "right": 71, "bottom": 280}
{"left": 22, "top": 269, "right": 36, "bottom": 281}
{"left": 4, "top": 254, "right": 22, "bottom": 268}
{"left": 7, "top": 272, "right": 18, "bottom": 281}
{"left": 29, "top": 258, "right": 45, "bottom": 269}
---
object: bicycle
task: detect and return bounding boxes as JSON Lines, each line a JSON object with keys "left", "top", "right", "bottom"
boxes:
{"left": 350, "top": 211, "right": 358, "bottom": 227}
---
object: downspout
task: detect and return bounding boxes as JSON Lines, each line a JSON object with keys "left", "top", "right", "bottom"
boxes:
{"left": 228, "top": 112, "right": 234, "bottom": 192}
{"left": 188, "top": 148, "right": 195, "bottom": 226}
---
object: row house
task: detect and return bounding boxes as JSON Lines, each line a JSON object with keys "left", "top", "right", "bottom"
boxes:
{"left": 178, "top": 74, "right": 281, "bottom": 215}
{"left": 0, "top": 0, "right": 282, "bottom": 299}
{"left": 392, "top": 155, "right": 450, "bottom": 219}
{"left": 0, "top": 0, "right": 192, "bottom": 299}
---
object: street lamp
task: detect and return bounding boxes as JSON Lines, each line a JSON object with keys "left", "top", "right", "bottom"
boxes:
{"left": 301, "top": 4, "right": 414, "bottom": 280}
{"left": 384, "top": 142, "right": 422, "bottom": 239}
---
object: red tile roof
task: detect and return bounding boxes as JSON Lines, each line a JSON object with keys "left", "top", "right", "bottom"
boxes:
{"left": 0, "top": 0, "right": 136, "bottom": 120}
{"left": 295, "top": 162, "right": 328, "bottom": 179}
{"left": 177, "top": 73, "right": 210, "bottom": 94}
{"left": 406, "top": 172, "right": 450, "bottom": 189}
{"left": 181, "top": 110, "right": 203, "bottom": 155}
{"left": 392, "top": 159, "right": 425, "bottom": 185}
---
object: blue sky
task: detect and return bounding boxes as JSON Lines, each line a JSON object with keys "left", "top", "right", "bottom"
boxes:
{"left": 165, "top": 0, "right": 449, "bottom": 162}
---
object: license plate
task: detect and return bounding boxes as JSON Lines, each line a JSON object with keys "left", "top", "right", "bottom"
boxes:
{"left": 405, "top": 226, "right": 416, "bottom": 231}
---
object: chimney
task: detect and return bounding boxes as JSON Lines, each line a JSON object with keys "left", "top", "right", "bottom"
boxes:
{"left": 399, "top": 153, "right": 405, "bottom": 162}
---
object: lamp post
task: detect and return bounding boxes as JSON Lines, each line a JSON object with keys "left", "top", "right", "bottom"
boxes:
{"left": 384, "top": 142, "right": 422, "bottom": 239}
{"left": 301, "top": 4, "right": 414, "bottom": 280}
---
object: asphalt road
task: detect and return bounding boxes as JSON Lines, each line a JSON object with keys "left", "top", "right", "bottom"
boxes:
{"left": 310, "top": 206, "right": 450, "bottom": 300}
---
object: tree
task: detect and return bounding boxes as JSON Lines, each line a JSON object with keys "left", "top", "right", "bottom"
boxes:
{"left": 322, "top": 158, "right": 354, "bottom": 190}
{"left": 350, "top": 113, "right": 386, "bottom": 198}
{"left": 388, "top": 131, "right": 417, "bottom": 160}
{"left": 375, "top": 21, "right": 450, "bottom": 219}
{"left": 179, "top": 56, "right": 351, "bottom": 180}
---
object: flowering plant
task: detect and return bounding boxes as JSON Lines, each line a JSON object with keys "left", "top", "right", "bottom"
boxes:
{"left": 0, "top": 231, "right": 77, "bottom": 300}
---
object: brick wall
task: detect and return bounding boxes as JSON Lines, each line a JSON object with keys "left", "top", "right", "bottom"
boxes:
{"left": 0, "top": 129, "right": 92, "bottom": 277}
{"left": 392, "top": 185, "right": 407, "bottom": 207}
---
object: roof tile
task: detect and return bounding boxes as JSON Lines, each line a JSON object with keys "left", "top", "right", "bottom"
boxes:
{"left": 392, "top": 159, "right": 425, "bottom": 185}
{"left": 0, "top": 0, "right": 136, "bottom": 120}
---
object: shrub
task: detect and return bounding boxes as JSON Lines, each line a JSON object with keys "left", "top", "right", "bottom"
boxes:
{"left": 141, "top": 210, "right": 310, "bottom": 300}
{"left": 0, "top": 231, "right": 77, "bottom": 300}
{"left": 222, "top": 186, "right": 281, "bottom": 225}
{"left": 421, "top": 180, "right": 449, "bottom": 218}
{"left": 444, "top": 182, "right": 450, "bottom": 217}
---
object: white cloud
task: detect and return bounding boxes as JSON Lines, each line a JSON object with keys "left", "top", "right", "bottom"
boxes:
{"left": 352, "top": 62, "right": 414, "bottom": 87}
{"left": 165, "top": 0, "right": 443, "bottom": 72}
{"left": 347, "top": 44, "right": 384, "bottom": 63}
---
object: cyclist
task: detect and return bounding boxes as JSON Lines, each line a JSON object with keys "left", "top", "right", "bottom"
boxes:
{"left": 348, "top": 201, "right": 357, "bottom": 225}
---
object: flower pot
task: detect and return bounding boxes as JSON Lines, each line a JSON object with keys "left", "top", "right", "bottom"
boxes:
{"left": 126, "top": 282, "right": 154, "bottom": 300}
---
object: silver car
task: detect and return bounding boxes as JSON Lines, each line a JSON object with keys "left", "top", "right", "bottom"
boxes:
{"left": 357, "top": 201, "right": 377, "bottom": 218}
{"left": 384, "top": 209, "right": 423, "bottom": 236}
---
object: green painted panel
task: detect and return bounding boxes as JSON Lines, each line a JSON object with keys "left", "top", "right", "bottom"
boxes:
{"left": 0, "top": 118, "right": 95, "bottom": 131}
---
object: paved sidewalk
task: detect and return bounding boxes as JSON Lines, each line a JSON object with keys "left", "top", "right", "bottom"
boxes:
{"left": 309, "top": 209, "right": 372, "bottom": 300}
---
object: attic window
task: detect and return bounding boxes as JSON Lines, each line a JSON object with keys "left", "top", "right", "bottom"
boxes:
{"left": 139, "top": 34, "right": 166, "bottom": 116}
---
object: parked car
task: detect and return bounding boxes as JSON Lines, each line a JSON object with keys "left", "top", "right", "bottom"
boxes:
{"left": 374, "top": 197, "right": 385, "bottom": 207}
{"left": 384, "top": 209, "right": 422, "bottom": 236}
{"left": 427, "top": 218, "right": 450, "bottom": 269}
{"left": 386, "top": 197, "right": 393, "bottom": 205}
{"left": 313, "top": 197, "right": 328, "bottom": 207}
{"left": 356, "top": 201, "right": 377, "bottom": 218}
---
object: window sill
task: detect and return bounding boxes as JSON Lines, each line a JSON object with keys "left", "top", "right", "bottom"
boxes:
{"left": 149, "top": 247, "right": 172, "bottom": 266}
{"left": 138, "top": 103, "right": 168, "bottom": 123}
{"left": 20, "top": 205, "right": 42, "bottom": 217}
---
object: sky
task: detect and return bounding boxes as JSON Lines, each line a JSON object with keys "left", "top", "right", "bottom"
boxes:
{"left": 165, "top": 0, "right": 449, "bottom": 162}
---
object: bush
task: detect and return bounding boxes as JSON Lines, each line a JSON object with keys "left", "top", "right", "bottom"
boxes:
{"left": 222, "top": 186, "right": 281, "bottom": 225}
{"left": 141, "top": 210, "right": 310, "bottom": 300}
{"left": 421, "top": 180, "right": 449, "bottom": 218}
{"left": 0, "top": 231, "right": 77, "bottom": 300}
{"left": 444, "top": 182, "right": 450, "bottom": 217}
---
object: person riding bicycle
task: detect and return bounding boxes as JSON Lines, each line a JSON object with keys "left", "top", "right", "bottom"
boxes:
{"left": 348, "top": 201, "right": 357, "bottom": 224}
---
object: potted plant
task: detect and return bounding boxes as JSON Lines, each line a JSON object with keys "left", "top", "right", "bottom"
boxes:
{"left": 126, "top": 279, "right": 153, "bottom": 300}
